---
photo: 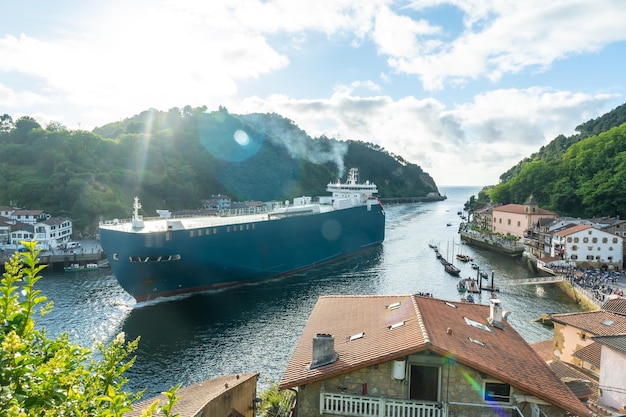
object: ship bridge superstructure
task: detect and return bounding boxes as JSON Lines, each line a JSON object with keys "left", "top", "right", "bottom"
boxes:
{"left": 326, "top": 168, "right": 379, "bottom": 205}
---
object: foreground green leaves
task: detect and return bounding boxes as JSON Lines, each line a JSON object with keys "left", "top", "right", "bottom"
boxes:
{"left": 0, "top": 241, "right": 179, "bottom": 416}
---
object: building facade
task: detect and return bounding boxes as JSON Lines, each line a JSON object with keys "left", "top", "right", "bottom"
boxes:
{"left": 491, "top": 195, "right": 556, "bottom": 239}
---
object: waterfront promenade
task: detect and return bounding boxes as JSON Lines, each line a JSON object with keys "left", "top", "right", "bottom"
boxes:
{"left": 540, "top": 262, "right": 626, "bottom": 310}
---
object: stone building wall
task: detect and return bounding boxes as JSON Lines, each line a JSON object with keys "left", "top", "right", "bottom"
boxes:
{"left": 294, "top": 353, "right": 565, "bottom": 417}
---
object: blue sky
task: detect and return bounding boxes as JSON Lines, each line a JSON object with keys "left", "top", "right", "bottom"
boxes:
{"left": 1, "top": 0, "right": 625, "bottom": 186}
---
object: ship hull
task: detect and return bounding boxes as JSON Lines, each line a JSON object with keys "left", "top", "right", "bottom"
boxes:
{"left": 99, "top": 204, "right": 385, "bottom": 302}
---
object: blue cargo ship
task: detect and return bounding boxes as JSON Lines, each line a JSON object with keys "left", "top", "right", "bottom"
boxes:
{"left": 99, "top": 168, "right": 386, "bottom": 302}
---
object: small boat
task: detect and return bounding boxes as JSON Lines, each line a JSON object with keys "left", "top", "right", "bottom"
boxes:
{"left": 471, "top": 262, "right": 479, "bottom": 270}
{"left": 458, "top": 277, "right": 480, "bottom": 293}
{"left": 446, "top": 223, "right": 452, "bottom": 226}
{"left": 444, "top": 262, "right": 461, "bottom": 276}
{"left": 456, "top": 254, "right": 472, "bottom": 262}
{"left": 466, "top": 294, "right": 475, "bottom": 303}
{"left": 479, "top": 270, "right": 489, "bottom": 279}
{"left": 428, "top": 243, "right": 438, "bottom": 250}
{"left": 457, "top": 279, "right": 467, "bottom": 293}
{"left": 64, "top": 263, "right": 99, "bottom": 272}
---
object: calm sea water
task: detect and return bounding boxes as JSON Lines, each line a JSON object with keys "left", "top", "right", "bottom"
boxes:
{"left": 36, "top": 186, "right": 580, "bottom": 398}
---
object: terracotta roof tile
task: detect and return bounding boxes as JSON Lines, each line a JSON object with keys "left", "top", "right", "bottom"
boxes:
{"left": 551, "top": 310, "right": 626, "bottom": 335}
{"left": 547, "top": 360, "right": 597, "bottom": 400}
{"left": 592, "top": 333, "right": 626, "bottom": 355}
{"left": 554, "top": 224, "right": 592, "bottom": 237}
{"left": 125, "top": 373, "right": 258, "bottom": 417}
{"left": 602, "top": 297, "right": 626, "bottom": 315}
{"left": 573, "top": 342, "right": 602, "bottom": 367}
{"left": 280, "top": 295, "right": 591, "bottom": 417}
{"left": 492, "top": 204, "right": 555, "bottom": 216}
{"left": 530, "top": 339, "right": 554, "bottom": 361}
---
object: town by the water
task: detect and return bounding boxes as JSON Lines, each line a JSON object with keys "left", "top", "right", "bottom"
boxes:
{"left": 1, "top": 193, "right": 626, "bottom": 417}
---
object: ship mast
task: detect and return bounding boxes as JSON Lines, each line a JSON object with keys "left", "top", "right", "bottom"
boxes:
{"left": 132, "top": 197, "right": 145, "bottom": 229}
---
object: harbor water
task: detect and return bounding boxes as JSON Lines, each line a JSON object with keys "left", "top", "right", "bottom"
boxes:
{"left": 35, "top": 186, "right": 581, "bottom": 399}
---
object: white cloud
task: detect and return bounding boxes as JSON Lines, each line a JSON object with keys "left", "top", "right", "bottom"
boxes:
{"left": 388, "top": 0, "right": 626, "bottom": 89}
{"left": 1, "top": 0, "right": 625, "bottom": 185}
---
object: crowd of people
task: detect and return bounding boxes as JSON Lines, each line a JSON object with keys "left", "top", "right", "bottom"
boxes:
{"left": 548, "top": 263, "right": 624, "bottom": 303}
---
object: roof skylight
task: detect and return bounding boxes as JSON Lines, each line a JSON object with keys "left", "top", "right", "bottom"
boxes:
{"left": 445, "top": 302, "right": 458, "bottom": 309}
{"left": 464, "top": 317, "right": 492, "bottom": 332}
{"left": 602, "top": 319, "right": 614, "bottom": 326}
{"left": 386, "top": 302, "right": 401, "bottom": 310}
{"left": 389, "top": 321, "right": 405, "bottom": 330}
{"left": 349, "top": 332, "right": 365, "bottom": 341}
{"left": 468, "top": 337, "right": 486, "bottom": 347}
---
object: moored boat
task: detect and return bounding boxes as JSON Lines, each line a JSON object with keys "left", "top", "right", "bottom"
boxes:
{"left": 99, "top": 168, "right": 386, "bottom": 302}
{"left": 64, "top": 263, "right": 99, "bottom": 272}
{"left": 444, "top": 262, "right": 461, "bottom": 276}
{"left": 456, "top": 254, "right": 472, "bottom": 262}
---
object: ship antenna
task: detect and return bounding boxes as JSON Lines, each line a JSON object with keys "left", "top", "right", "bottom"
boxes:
{"left": 132, "top": 197, "right": 145, "bottom": 229}
{"left": 133, "top": 197, "right": 142, "bottom": 220}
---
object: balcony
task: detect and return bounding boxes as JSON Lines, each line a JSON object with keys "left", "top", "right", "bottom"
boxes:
{"left": 321, "top": 392, "right": 445, "bottom": 417}
{"left": 320, "top": 392, "right": 542, "bottom": 417}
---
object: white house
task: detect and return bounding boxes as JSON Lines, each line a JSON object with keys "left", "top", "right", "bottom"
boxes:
{"left": 9, "top": 222, "right": 34, "bottom": 246}
{"left": 11, "top": 209, "right": 49, "bottom": 225}
{"left": 34, "top": 217, "right": 73, "bottom": 249}
{"left": 552, "top": 224, "right": 623, "bottom": 269}
{"left": 591, "top": 334, "right": 626, "bottom": 413}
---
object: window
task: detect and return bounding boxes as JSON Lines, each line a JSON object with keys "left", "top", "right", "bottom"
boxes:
{"left": 484, "top": 382, "right": 511, "bottom": 403}
{"left": 517, "top": 221, "right": 520, "bottom": 227}
{"left": 567, "top": 237, "right": 572, "bottom": 243}
{"left": 602, "top": 237, "right": 608, "bottom": 243}
{"left": 574, "top": 237, "right": 579, "bottom": 243}
{"left": 507, "top": 219, "right": 511, "bottom": 225}
{"left": 410, "top": 365, "right": 440, "bottom": 402}
{"left": 592, "top": 237, "right": 597, "bottom": 243}
{"left": 613, "top": 237, "right": 619, "bottom": 243}
{"left": 571, "top": 245, "right": 578, "bottom": 250}
{"left": 571, "top": 255, "right": 578, "bottom": 260}
{"left": 583, "top": 237, "right": 589, "bottom": 243}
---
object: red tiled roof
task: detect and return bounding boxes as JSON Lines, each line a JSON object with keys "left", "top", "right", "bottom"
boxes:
{"left": 492, "top": 204, "right": 555, "bottom": 216}
{"left": 279, "top": 295, "right": 591, "bottom": 417}
{"left": 530, "top": 339, "right": 554, "bottom": 361}
{"left": 550, "top": 310, "right": 626, "bottom": 335}
{"left": 554, "top": 224, "right": 592, "bottom": 237}
{"left": 573, "top": 342, "right": 602, "bottom": 367}
{"left": 602, "top": 297, "right": 626, "bottom": 315}
{"left": 125, "top": 373, "right": 258, "bottom": 417}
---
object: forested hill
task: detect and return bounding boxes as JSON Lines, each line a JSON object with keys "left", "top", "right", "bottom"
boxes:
{"left": 0, "top": 107, "right": 439, "bottom": 234}
{"left": 486, "top": 102, "right": 626, "bottom": 219}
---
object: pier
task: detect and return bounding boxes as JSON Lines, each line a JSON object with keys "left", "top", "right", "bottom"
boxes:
{"left": 508, "top": 275, "right": 566, "bottom": 285}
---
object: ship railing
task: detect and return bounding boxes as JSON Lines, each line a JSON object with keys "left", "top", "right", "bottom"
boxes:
{"left": 217, "top": 206, "right": 269, "bottom": 217}
{"left": 99, "top": 206, "right": 271, "bottom": 226}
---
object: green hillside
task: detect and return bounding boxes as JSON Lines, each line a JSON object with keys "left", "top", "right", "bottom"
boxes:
{"left": 486, "top": 103, "right": 626, "bottom": 218}
{"left": 0, "top": 107, "right": 440, "bottom": 234}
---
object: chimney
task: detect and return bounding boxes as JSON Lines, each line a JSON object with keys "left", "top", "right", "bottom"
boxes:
{"left": 488, "top": 299, "right": 504, "bottom": 329}
{"left": 310, "top": 334, "right": 338, "bottom": 369}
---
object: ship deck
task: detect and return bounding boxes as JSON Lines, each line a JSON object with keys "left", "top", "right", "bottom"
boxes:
{"left": 100, "top": 203, "right": 335, "bottom": 233}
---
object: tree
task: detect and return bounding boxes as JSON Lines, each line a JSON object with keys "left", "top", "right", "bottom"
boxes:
{"left": 0, "top": 241, "right": 180, "bottom": 416}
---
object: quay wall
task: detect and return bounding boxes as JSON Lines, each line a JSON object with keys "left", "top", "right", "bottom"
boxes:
{"left": 459, "top": 230, "right": 524, "bottom": 257}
